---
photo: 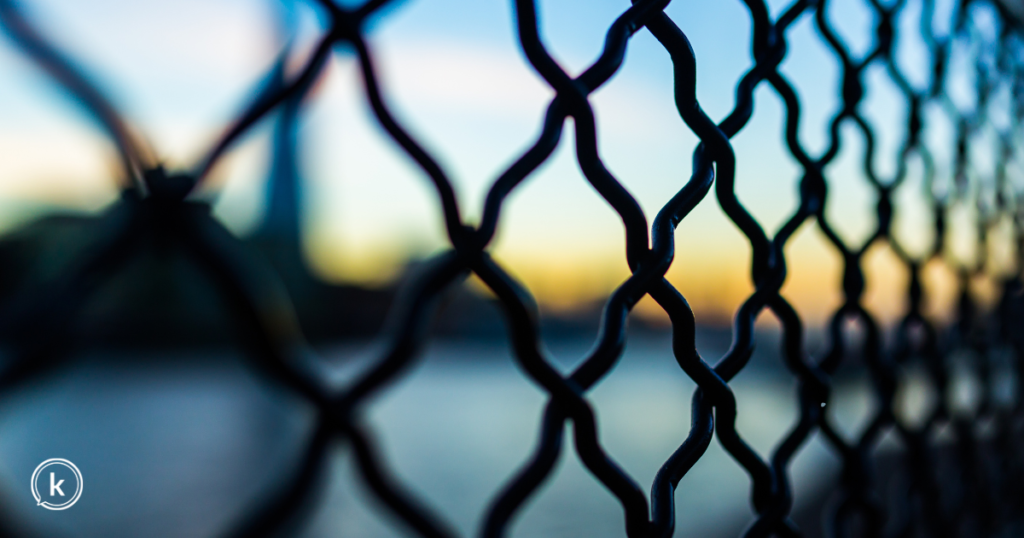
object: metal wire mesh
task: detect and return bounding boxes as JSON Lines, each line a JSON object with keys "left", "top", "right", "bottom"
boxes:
{"left": 0, "top": 0, "right": 1022, "bottom": 536}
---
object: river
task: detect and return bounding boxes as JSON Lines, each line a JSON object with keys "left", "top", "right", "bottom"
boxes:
{"left": 0, "top": 333, "right": 872, "bottom": 537}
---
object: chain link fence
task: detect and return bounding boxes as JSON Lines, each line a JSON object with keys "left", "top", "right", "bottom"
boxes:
{"left": 0, "top": 0, "right": 1023, "bottom": 536}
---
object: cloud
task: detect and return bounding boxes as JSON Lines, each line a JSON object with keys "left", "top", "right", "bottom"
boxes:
{"left": 375, "top": 39, "right": 555, "bottom": 116}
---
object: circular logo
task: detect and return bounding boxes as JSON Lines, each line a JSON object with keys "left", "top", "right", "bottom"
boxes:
{"left": 31, "top": 459, "right": 82, "bottom": 510}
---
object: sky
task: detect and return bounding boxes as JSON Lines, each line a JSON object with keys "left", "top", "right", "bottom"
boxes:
{"left": 0, "top": 0, "right": 1003, "bottom": 327}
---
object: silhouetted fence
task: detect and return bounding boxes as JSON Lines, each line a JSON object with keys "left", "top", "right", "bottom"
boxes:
{"left": 0, "top": 0, "right": 1023, "bottom": 536}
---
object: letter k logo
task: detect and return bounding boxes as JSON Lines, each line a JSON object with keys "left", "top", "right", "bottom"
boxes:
{"left": 32, "top": 459, "right": 82, "bottom": 510}
{"left": 50, "top": 473, "right": 64, "bottom": 497}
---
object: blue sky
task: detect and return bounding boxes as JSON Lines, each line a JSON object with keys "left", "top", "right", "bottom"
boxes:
{"left": 0, "top": 0, "right": 990, "bottom": 323}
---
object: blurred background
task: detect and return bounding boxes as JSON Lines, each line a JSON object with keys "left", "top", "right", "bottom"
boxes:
{"left": 0, "top": 0, "right": 1015, "bottom": 536}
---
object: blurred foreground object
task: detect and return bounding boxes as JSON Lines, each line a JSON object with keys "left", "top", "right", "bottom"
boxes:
{"left": 0, "top": 0, "right": 1022, "bottom": 537}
